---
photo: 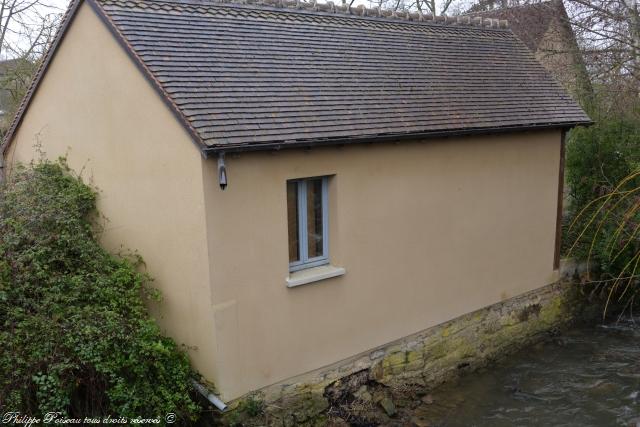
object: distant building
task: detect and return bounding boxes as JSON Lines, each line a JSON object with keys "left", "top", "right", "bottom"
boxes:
{"left": 468, "top": 0, "right": 592, "bottom": 102}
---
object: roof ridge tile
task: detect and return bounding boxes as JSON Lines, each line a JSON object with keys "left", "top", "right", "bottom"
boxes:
{"left": 99, "top": 0, "right": 510, "bottom": 29}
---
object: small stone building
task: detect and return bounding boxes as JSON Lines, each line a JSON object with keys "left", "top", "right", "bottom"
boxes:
{"left": 1, "top": 0, "right": 590, "bottom": 405}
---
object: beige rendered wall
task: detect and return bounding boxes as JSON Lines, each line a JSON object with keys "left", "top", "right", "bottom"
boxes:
{"left": 4, "top": 2, "right": 219, "bottom": 381}
{"left": 202, "top": 130, "right": 562, "bottom": 399}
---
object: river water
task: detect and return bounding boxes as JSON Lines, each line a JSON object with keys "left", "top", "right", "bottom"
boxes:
{"left": 399, "top": 320, "right": 640, "bottom": 427}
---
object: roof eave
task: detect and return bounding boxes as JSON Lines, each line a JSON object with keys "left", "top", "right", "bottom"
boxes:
{"left": 202, "top": 120, "right": 594, "bottom": 155}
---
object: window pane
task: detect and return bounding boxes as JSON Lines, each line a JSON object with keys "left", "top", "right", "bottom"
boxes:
{"left": 307, "top": 179, "right": 324, "bottom": 258}
{"left": 287, "top": 181, "right": 300, "bottom": 263}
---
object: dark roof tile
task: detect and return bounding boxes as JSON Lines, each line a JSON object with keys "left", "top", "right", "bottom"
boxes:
{"left": 96, "top": 0, "right": 589, "bottom": 151}
{"left": 3, "top": 0, "right": 591, "bottom": 154}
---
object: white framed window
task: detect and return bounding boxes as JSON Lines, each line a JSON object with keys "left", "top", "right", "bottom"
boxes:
{"left": 287, "top": 176, "right": 329, "bottom": 272}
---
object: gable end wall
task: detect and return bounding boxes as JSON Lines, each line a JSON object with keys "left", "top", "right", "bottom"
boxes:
{"left": 4, "top": 1, "right": 220, "bottom": 384}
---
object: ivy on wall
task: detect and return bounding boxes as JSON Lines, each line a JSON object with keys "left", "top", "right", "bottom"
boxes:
{"left": 0, "top": 159, "right": 200, "bottom": 422}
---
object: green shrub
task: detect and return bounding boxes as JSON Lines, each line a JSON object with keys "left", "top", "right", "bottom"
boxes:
{"left": 566, "top": 119, "right": 640, "bottom": 211}
{"left": 565, "top": 119, "right": 640, "bottom": 267}
{"left": 0, "top": 159, "right": 200, "bottom": 421}
{"left": 565, "top": 118, "right": 640, "bottom": 315}
{"left": 566, "top": 168, "right": 640, "bottom": 315}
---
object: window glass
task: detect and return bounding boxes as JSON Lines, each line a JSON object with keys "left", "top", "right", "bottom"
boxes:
{"left": 307, "top": 178, "right": 324, "bottom": 258}
{"left": 287, "top": 176, "right": 329, "bottom": 272}
{"left": 287, "top": 181, "right": 299, "bottom": 263}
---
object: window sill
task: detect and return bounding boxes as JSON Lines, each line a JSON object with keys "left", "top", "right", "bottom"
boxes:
{"left": 286, "top": 265, "right": 346, "bottom": 288}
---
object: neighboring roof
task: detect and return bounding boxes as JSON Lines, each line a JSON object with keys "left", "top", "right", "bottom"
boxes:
{"left": 3, "top": 0, "right": 591, "bottom": 156}
{"left": 466, "top": 0, "right": 568, "bottom": 52}
{"left": 465, "top": 0, "right": 593, "bottom": 101}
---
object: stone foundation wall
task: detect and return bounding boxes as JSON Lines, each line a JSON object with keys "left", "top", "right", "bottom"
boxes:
{"left": 223, "top": 280, "right": 578, "bottom": 426}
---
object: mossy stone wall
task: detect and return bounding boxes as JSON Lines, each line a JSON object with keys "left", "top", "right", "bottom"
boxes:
{"left": 224, "top": 281, "right": 578, "bottom": 426}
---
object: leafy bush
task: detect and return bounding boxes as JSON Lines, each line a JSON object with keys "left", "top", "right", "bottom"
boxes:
{"left": 565, "top": 118, "right": 640, "bottom": 315}
{"left": 567, "top": 169, "right": 640, "bottom": 315}
{"left": 0, "top": 159, "right": 200, "bottom": 421}
{"left": 566, "top": 119, "right": 640, "bottom": 211}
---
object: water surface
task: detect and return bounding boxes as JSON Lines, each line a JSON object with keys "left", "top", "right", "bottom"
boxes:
{"left": 405, "top": 320, "right": 640, "bottom": 426}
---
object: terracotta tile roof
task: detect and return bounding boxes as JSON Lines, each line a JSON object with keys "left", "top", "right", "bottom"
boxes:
{"left": 3, "top": 0, "right": 591, "bottom": 155}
